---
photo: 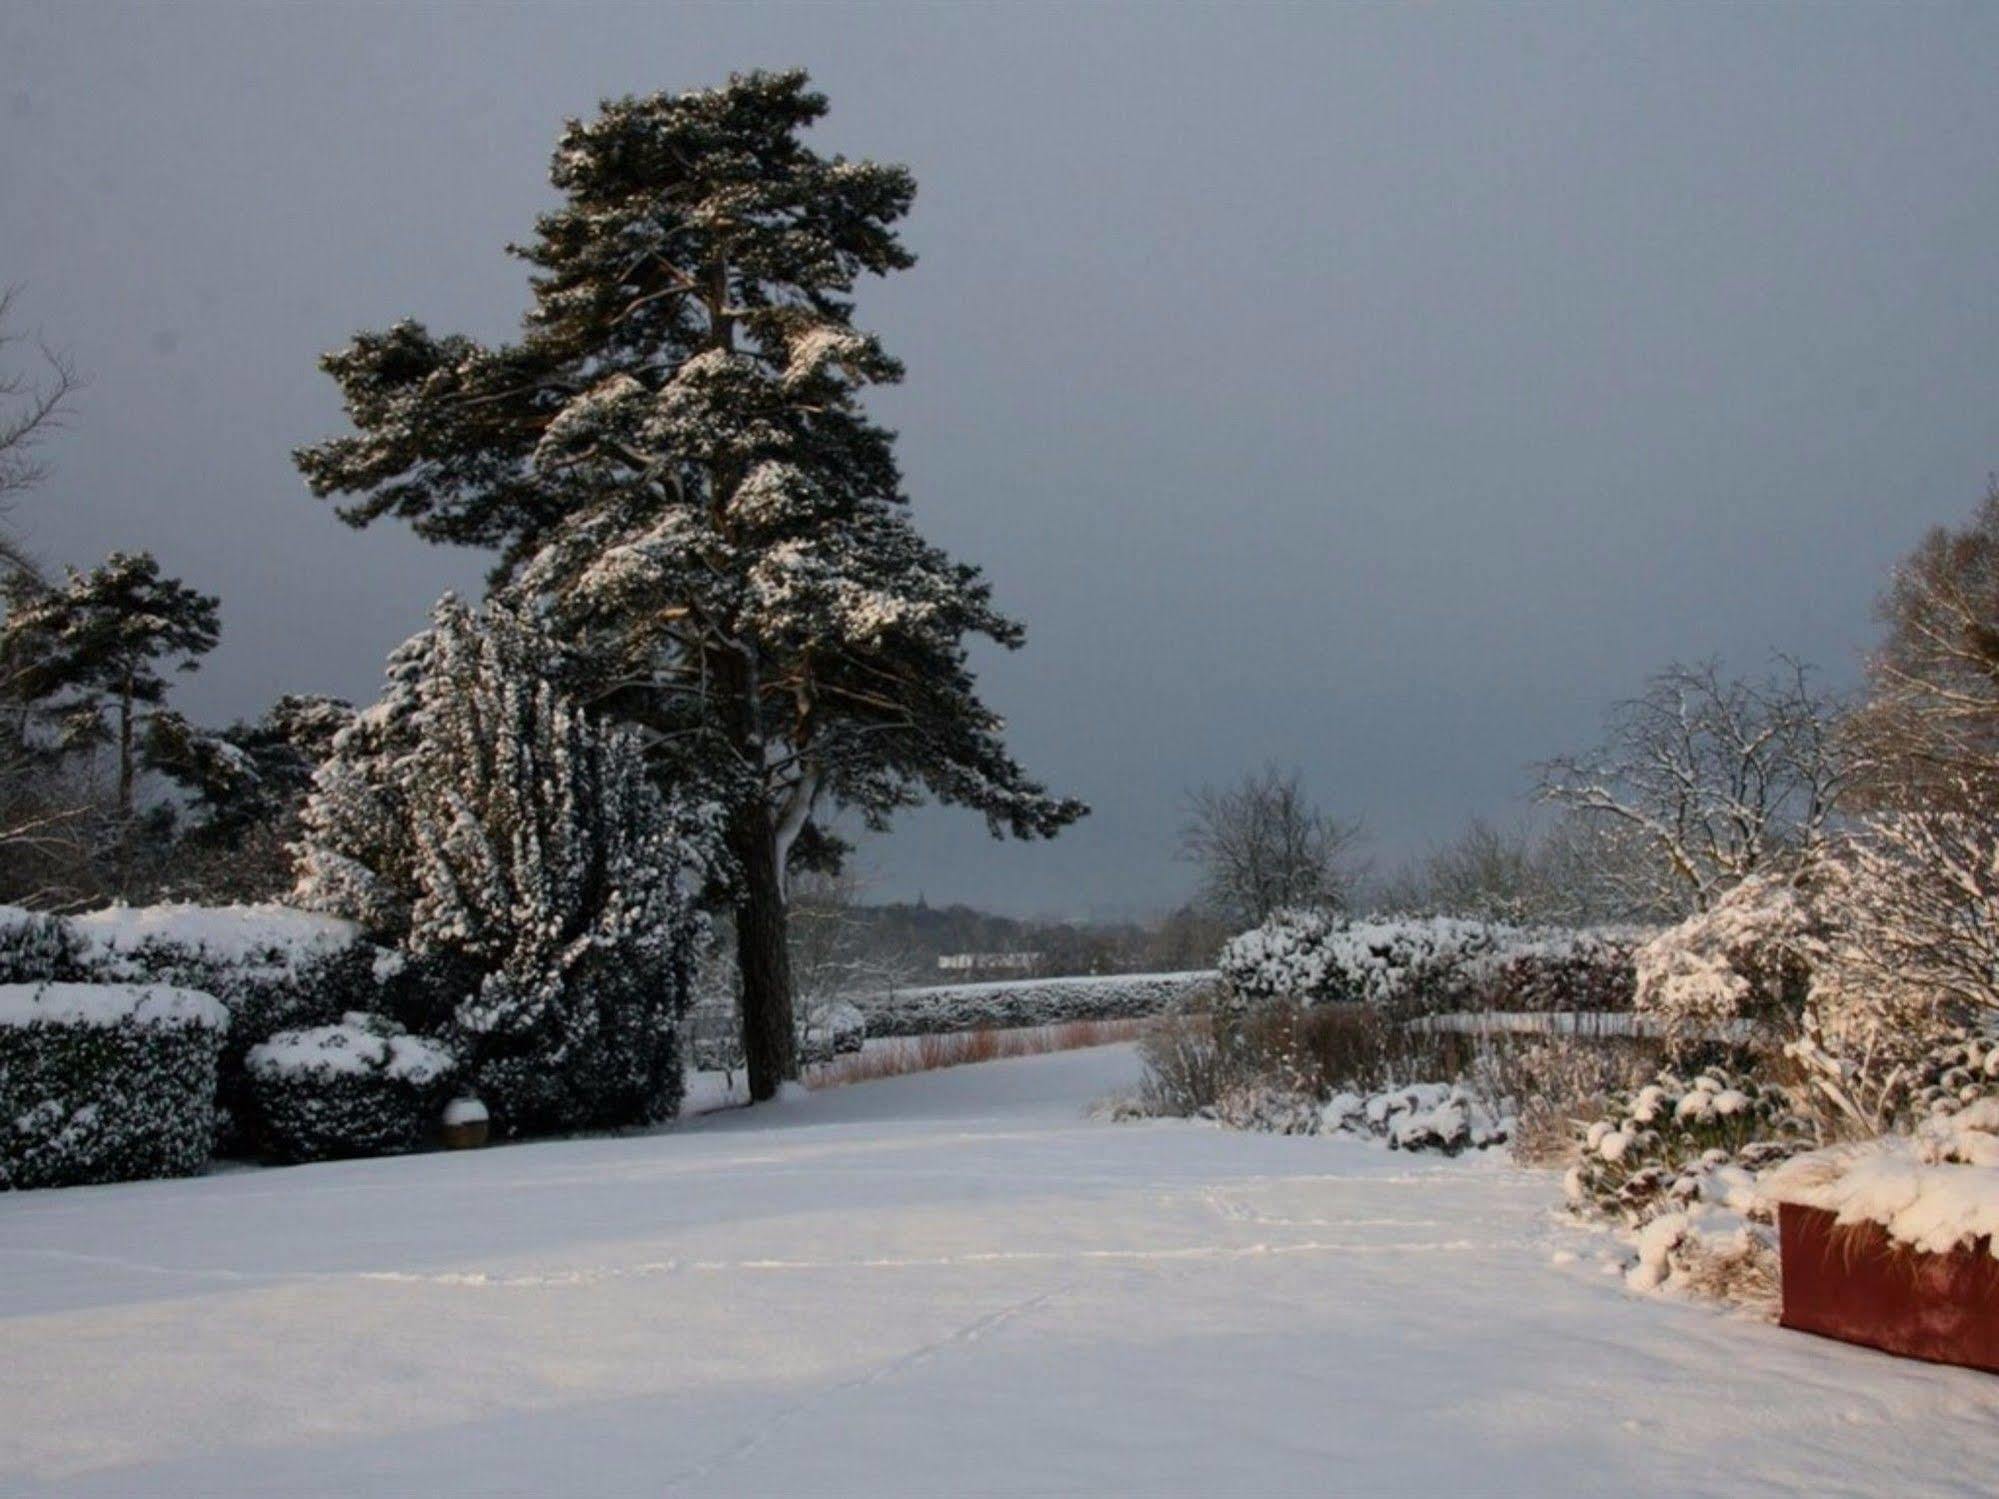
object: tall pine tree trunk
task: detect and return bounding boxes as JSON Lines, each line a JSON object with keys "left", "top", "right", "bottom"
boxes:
{"left": 729, "top": 799, "right": 798, "bottom": 1101}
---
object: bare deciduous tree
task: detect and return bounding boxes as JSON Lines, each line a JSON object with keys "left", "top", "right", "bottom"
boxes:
{"left": 1180, "top": 763, "right": 1363, "bottom": 926}
{"left": 0, "top": 287, "right": 80, "bottom": 587}
{"left": 1537, "top": 657, "right": 1854, "bottom": 918}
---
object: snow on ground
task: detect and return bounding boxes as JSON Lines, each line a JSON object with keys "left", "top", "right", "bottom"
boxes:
{"left": 4, "top": 1046, "right": 1999, "bottom": 1497}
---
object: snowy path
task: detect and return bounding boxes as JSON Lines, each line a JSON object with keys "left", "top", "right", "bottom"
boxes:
{"left": 4, "top": 1046, "right": 1998, "bottom": 1497}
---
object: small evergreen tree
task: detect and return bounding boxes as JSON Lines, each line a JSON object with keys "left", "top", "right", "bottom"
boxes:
{"left": 148, "top": 693, "right": 355, "bottom": 900}
{"left": 1, "top": 550, "right": 220, "bottom": 889}
{"left": 296, "top": 71, "right": 1084, "bottom": 1099}
{"left": 294, "top": 595, "right": 712, "bottom": 1133}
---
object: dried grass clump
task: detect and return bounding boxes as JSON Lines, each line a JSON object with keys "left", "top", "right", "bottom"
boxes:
{"left": 1478, "top": 1035, "right": 1664, "bottom": 1168}
{"left": 1670, "top": 1229, "right": 1782, "bottom": 1317}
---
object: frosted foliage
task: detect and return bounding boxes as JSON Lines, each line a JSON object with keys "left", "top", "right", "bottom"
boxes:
{"left": 1632, "top": 873, "right": 1818, "bottom": 1043}
{"left": 294, "top": 596, "right": 712, "bottom": 1131}
{"left": 1218, "top": 911, "right": 1636, "bottom": 1014}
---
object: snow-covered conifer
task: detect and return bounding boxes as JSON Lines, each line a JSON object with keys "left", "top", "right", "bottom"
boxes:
{"left": 295, "top": 71, "right": 1083, "bottom": 1098}
{"left": 295, "top": 596, "right": 712, "bottom": 1132}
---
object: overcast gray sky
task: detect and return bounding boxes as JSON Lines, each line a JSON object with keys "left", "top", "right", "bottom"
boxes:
{"left": 3, "top": 2, "right": 1995, "bottom": 916}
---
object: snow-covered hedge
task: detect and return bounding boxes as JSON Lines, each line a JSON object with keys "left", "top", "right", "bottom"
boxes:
{"left": 0, "top": 907, "right": 91, "bottom": 985}
{"left": 802, "top": 1000, "right": 867, "bottom": 1061}
{"left": 1218, "top": 911, "right": 1639, "bottom": 1015}
{"left": 1, "top": 902, "right": 426, "bottom": 1146}
{"left": 855, "top": 971, "right": 1214, "bottom": 1037}
{"left": 0, "top": 983, "right": 226, "bottom": 1190}
{"left": 71, "top": 903, "right": 402, "bottom": 1140}
{"left": 244, "top": 1012, "right": 458, "bottom": 1164}
{"left": 688, "top": 998, "right": 870, "bottom": 1073}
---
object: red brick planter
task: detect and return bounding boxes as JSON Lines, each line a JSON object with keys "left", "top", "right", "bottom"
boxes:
{"left": 1779, "top": 1202, "right": 1999, "bottom": 1373}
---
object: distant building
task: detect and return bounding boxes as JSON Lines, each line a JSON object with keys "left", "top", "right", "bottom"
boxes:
{"left": 937, "top": 951, "right": 1042, "bottom": 974}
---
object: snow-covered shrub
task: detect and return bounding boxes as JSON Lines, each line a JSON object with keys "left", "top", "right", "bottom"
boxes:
{"left": 1321, "top": 1082, "right": 1510, "bottom": 1154}
{"left": 1563, "top": 1069, "right": 1810, "bottom": 1227}
{"left": 0, "top": 983, "right": 226, "bottom": 1190}
{"left": 295, "top": 597, "right": 713, "bottom": 1135}
{"left": 1484, "top": 1034, "right": 1664, "bottom": 1167}
{"left": 0, "top": 905, "right": 89, "bottom": 984}
{"left": 1211, "top": 1079, "right": 1324, "bottom": 1137}
{"left": 800, "top": 1000, "right": 866, "bottom": 1062}
{"left": 1632, "top": 873, "right": 1819, "bottom": 1046}
{"left": 69, "top": 901, "right": 388, "bottom": 1059}
{"left": 1129, "top": 999, "right": 1506, "bottom": 1152}
{"left": 1220, "top": 912, "right": 1637, "bottom": 1016}
{"left": 689, "top": 995, "right": 870, "bottom": 1073}
{"left": 856, "top": 970, "right": 1212, "bottom": 1036}
{"left": 1623, "top": 1207, "right": 1781, "bottom": 1313}
{"left": 1218, "top": 911, "right": 1503, "bottom": 1012}
{"left": 243, "top": 1012, "right": 457, "bottom": 1164}
{"left": 1471, "top": 928, "right": 1641, "bottom": 1014}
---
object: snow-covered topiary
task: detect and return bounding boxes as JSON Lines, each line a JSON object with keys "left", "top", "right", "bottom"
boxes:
{"left": 294, "top": 596, "right": 713, "bottom": 1135}
{"left": 244, "top": 1012, "right": 457, "bottom": 1164}
{"left": 0, "top": 983, "right": 226, "bottom": 1190}
{"left": 65, "top": 901, "right": 393, "bottom": 1143}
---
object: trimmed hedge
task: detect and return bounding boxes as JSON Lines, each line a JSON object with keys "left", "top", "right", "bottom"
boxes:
{"left": 244, "top": 1013, "right": 458, "bottom": 1164}
{"left": 0, "top": 983, "right": 227, "bottom": 1190}
{"left": 855, "top": 972, "right": 1214, "bottom": 1037}
{"left": 1218, "top": 912, "right": 1642, "bottom": 1015}
{"left": 6, "top": 903, "right": 413, "bottom": 1146}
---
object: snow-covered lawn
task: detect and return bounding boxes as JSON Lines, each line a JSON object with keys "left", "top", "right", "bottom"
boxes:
{"left": 4, "top": 1046, "right": 1998, "bottom": 1497}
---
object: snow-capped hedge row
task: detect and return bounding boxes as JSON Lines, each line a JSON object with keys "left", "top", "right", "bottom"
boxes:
{"left": 1217, "top": 911, "right": 1641, "bottom": 1015}
{"left": 244, "top": 1013, "right": 459, "bottom": 1164}
{"left": 687, "top": 998, "right": 870, "bottom": 1073}
{"left": 854, "top": 971, "right": 1215, "bottom": 1037}
{"left": 2, "top": 902, "right": 398, "bottom": 1146}
{"left": 0, "top": 983, "right": 227, "bottom": 1190}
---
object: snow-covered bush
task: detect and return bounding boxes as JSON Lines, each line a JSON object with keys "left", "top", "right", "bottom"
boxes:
{"left": 295, "top": 597, "right": 712, "bottom": 1135}
{"left": 1220, "top": 911, "right": 1638, "bottom": 1016}
{"left": 1321, "top": 1082, "right": 1511, "bottom": 1154}
{"left": 1472, "top": 928, "right": 1641, "bottom": 1014}
{"left": 688, "top": 995, "right": 869, "bottom": 1073}
{"left": 0, "top": 905, "right": 90, "bottom": 984}
{"left": 1562, "top": 1069, "right": 1810, "bottom": 1227}
{"left": 0, "top": 983, "right": 226, "bottom": 1190}
{"left": 800, "top": 1000, "right": 867, "bottom": 1062}
{"left": 1218, "top": 911, "right": 1503, "bottom": 1012}
{"left": 68, "top": 902, "right": 388, "bottom": 1080}
{"left": 243, "top": 1012, "right": 457, "bottom": 1164}
{"left": 0, "top": 902, "right": 397, "bottom": 1147}
{"left": 856, "top": 971, "right": 1212, "bottom": 1037}
{"left": 1632, "top": 873, "right": 1819, "bottom": 1046}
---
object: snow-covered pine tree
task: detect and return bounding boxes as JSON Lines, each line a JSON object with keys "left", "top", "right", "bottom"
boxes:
{"left": 295, "top": 70, "right": 1085, "bottom": 1100}
{"left": 294, "top": 596, "right": 713, "bottom": 1132}
{"left": 0, "top": 550, "right": 220, "bottom": 888}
